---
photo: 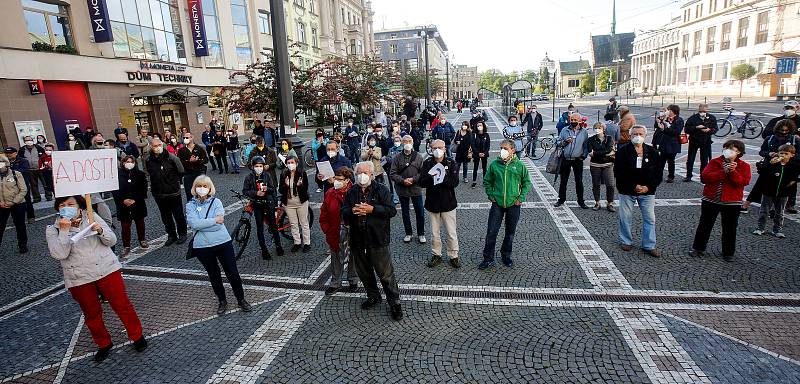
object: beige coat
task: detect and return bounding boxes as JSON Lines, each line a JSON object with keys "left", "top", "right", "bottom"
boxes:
{"left": 361, "top": 146, "right": 385, "bottom": 176}
{"left": 46, "top": 214, "right": 120, "bottom": 288}
{"left": 619, "top": 113, "right": 637, "bottom": 144}
{"left": 0, "top": 169, "right": 27, "bottom": 205}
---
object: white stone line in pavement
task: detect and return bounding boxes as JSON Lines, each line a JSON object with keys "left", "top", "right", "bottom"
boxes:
{"left": 53, "top": 315, "right": 84, "bottom": 384}
{"left": 207, "top": 292, "right": 323, "bottom": 384}
{"left": 122, "top": 264, "right": 308, "bottom": 284}
{"left": 608, "top": 308, "right": 711, "bottom": 383}
{"left": 304, "top": 255, "right": 331, "bottom": 284}
{"left": 0, "top": 281, "right": 65, "bottom": 320}
{"left": 656, "top": 310, "right": 800, "bottom": 368}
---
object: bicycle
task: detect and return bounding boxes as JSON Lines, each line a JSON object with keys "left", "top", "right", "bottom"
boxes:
{"left": 714, "top": 109, "right": 764, "bottom": 139}
{"left": 229, "top": 190, "right": 315, "bottom": 260}
{"left": 522, "top": 132, "right": 558, "bottom": 160}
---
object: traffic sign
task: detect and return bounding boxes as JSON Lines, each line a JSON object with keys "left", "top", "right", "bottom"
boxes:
{"left": 776, "top": 57, "right": 798, "bottom": 75}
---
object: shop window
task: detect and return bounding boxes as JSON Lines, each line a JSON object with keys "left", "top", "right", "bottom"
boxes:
{"left": 106, "top": 0, "right": 185, "bottom": 63}
{"left": 755, "top": 11, "right": 768, "bottom": 44}
{"left": 22, "top": 0, "right": 73, "bottom": 49}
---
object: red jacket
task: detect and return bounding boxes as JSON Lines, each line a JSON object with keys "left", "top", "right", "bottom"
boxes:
{"left": 700, "top": 156, "right": 751, "bottom": 203}
{"left": 319, "top": 184, "right": 350, "bottom": 251}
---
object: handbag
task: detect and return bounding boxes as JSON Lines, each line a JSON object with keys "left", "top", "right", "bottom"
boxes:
{"left": 545, "top": 145, "right": 564, "bottom": 174}
{"left": 186, "top": 197, "right": 215, "bottom": 259}
{"left": 680, "top": 133, "right": 689, "bottom": 145}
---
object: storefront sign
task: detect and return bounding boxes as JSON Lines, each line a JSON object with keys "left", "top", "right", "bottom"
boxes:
{"left": 86, "top": 0, "right": 113, "bottom": 43}
{"left": 27, "top": 80, "right": 44, "bottom": 95}
{"left": 52, "top": 149, "right": 119, "bottom": 197}
{"left": 126, "top": 71, "right": 193, "bottom": 83}
{"left": 187, "top": 0, "right": 209, "bottom": 57}
{"left": 13, "top": 120, "right": 47, "bottom": 146}
{"left": 140, "top": 61, "right": 187, "bottom": 72}
{"left": 776, "top": 58, "right": 798, "bottom": 75}
{"left": 169, "top": 0, "right": 186, "bottom": 58}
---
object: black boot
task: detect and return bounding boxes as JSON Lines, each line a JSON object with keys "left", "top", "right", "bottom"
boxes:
{"left": 238, "top": 299, "right": 252, "bottom": 312}
{"left": 261, "top": 249, "right": 272, "bottom": 260}
{"left": 390, "top": 304, "right": 403, "bottom": 321}
{"left": 94, "top": 344, "right": 113, "bottom": 362}
{"left": 216, "top": 300, "right": 228, "bottom": 315}
{"left": 133, "top": 336, "right": 148, "bottom": 352}
{"left": 361, "top": 297, "right": 381, "bottom": 309}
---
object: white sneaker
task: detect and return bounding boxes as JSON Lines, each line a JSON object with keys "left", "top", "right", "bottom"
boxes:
{"left": 773, "top": 231, "right": 786, "bottom": 239}
{"left": 752, "top": 229, "right": 765, "bottom": 236}
{"left": 403, "top": 235, "right": 412, "bottom": 243}
{"left": 316, "top": 188, "right": 322, "bottom": 193}
{"left": 418, "top": 236, "right": 427, "bottom": 244}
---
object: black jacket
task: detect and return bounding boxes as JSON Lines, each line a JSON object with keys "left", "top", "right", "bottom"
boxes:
{"left": 278, "top": 169, "right": 309, "bottom": 205}
{"left": 587, "top": 135, "right": 615, "bottom": 164}
{"left": 248, "top": 146, "right": 279, "bottom": 186}
{"left": 521, "top": 112, "right": 543, "bottom": 135}
{"left": 763, "top": 115, "right": 800, "bottom": 138}
{"left": 756, "top": 159, "right": 800, "bottom": 197}
{"left": 224, "top": 135, "right": 240, "bottom": 151}
{"left": 211, "top": 134, "right": 227, "bottom": 156}
{"left": 470, "top": 115, "right": 486, "bottom": 129}
{"left": 112, "top": 167, "right": 148, "bottom": 221}
{"left": 243, "top": 170, "right": 277, "bottom": 209}
{"left": 177, "top": 144, "right": 209, "bottom": 174}
{"left": 683, "top": 113, "right": 717, "bottom": 145}
{"left": 453, "top": 130, "right": 473, "bottom": 163}
{"left": 418, "top": 157, "right": 459, "bottom": 213}
{"left": 342, "top": 181, "right": 396, "bottom": 249}
{"left": 471, "top": 132, "right": 491, "bottom": 157}
{"left": 614, "top": 143, "right": 662, "bottom": 196}
{"left": 146, "top": 151, "right": 184, "bottom": 198}
{"left": 760, "top": 134, "right": 800, "bottom": 159}
{"left": 652, "top": 116, "right": 683, "bottom": 154}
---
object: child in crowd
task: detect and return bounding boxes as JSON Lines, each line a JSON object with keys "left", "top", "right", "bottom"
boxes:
{"left": 753, "top": 143, "right": 800, "bottom": 238}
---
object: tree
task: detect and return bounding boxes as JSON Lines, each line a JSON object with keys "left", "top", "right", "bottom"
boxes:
{"left": 579, "top": 71, "right": 595, "bottom": 95}
{"left": 317, "top": 55, "right": 398, "bottom": 122}
{"left": 402, "top": 70, "right": 442, "bottom": 100}
{"left": 538, "top": 67, "right": 551, "bottom": 94}
{"left": 596, "top": 68, "right": 616, "bottom": 92}
{"left": 731, "top": 63, "right": 757, "bottom": 97}
{"left": 478, "top": 69, "right": 504, "bottom": 94}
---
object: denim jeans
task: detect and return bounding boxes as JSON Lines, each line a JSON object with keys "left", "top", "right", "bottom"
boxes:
{"left": 228, "top": 150, "right": 241, "bottom": 172}
{"left": 482, "top": 203, "right": 521, "bottom": 262}
{"left": 617, "top": 194, "right": 656, "bottom": 250}
{"left": 399, "top": 195, "right": 425, "bottom": 236}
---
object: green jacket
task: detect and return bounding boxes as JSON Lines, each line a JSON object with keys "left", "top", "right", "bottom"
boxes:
{"left": 483, "top": 156, "right": 531, "bottom": 208}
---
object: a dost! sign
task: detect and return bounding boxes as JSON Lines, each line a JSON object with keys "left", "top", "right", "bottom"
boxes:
{"left": 52, "top": 149, "right": 119, "bottom": 198}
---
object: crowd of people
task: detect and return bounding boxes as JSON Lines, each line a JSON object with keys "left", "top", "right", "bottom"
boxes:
{"left": 2, "top": 97, "right": 796, "bottom": 363}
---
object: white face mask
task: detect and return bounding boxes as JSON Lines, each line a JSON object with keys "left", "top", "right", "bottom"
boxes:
{"left": 183, "top": 138, "right": 191, "bottom": 145}
{"left": 333, "top": 180, "right": 345, "bottom": 190}
{"left": 699, "top": 112, "right": 707, "bottom": 117}
{"left": 722, "top": 148, "right": 737, "bottom": 159}
{"left": 500, "top": 148, "right": 510, "bottom": 160}
{"left": 394, "top": 141, "right": 402, "bottom": 147}
{"left": 0, "top": 164, "right": 7, "bottom": 171}
{"left": 531, "top": 109, "right": 537, "bottom": 113}
{"left": 357, "top": 173, "right": 371, "bottom": 186}
{"left": 327, "top": 150, "right": 337, "bottom": 158}
{"left": 433, "top": 148, "right": 445, "bottom": 159}
{"left": 24, "top": 141, "right": 33, "bottom": 146}
{"left": 287, "top": 163, "right": 297, "bottom": 171}
{"left": 403, "top": 143, "right": 413, "bottom": 152}
{"left": 368, "top": 141, "right": 376, "bottom": 147}
{"left": 787, "top": 109, "right": 797, "bottom": 117}
{"left": 631, "top": 135, "right": 645, "bottom": 145}
{"left": 45, "top": 150, "right": 52, "bottom": 155}
{"left": 124, "top": 162, "right": 135, "bottom": 170}
{"left": 509, "top": 121, "right": 518, "bottom": 127}
{"left": 195, "top": 187, "right": 210, "bottom": 197}
{"left": 657, "top": 111, "right": 666, "bottom": 117}
{"left": 253, "top": 166, "right": 264, "bottom": 175}
{"left": 595, "top": 129, "right": 603, "bottom": 136}
{"left": 152, "top": 146, "right": 163, "bottom": 154}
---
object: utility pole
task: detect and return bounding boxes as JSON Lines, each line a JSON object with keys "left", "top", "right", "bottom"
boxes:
{"left": 269, "top": 0, "right": 299, "bottom": 148}
{"left": 445, "top": 54, "right": 450, "bottom": 108}
{"left": 423, "top": 31, "right": 430, "bottom": 107}
{"left": 551, "top": 73, "right": 556, "bottom": 122}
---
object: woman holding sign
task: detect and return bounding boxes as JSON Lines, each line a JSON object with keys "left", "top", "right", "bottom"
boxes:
{"left": 46, "top": 195, "right": 147, "bottom": 362}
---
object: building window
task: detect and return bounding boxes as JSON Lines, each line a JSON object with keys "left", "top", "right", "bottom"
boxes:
{"left": 405, "top": 58, "right": 418, "bottom": 71}
{"left": 388, "top": 60, "right": 400, "bottom": 71}
{"left": 407, "top": 43, "right": 415, "bottom": 52}
{"left": 309, "top": 0, "right": 315, "bottom": 14}
{"left": 715, "top": 62, "right": 729, "bottom": 80}
{"left": 258, "top": 11, "right": 271, "bottom": 35}
{"left": 231, "top": 0, "right": 251, "bottom": 69}
{"left": 682, "top": 34, "right": 689, "bottom": 58}
{"left": 693, "top": 30, "right": 702, "bottom": 56}
{"left": 389, "top": 43, "right": 397, "bottom": 53}
{"left": 356, "top": 40, "right": 362, "bottom": 54}
{"left": 755, "top": 11, "right": 769, "bottom": 44}
{"left": 706, "top": 26, "right": 716, "bottom": 53}
{"left": 294, "top": 0, "right": 304, "bottom": 8}
{"left": 695, "top": 4, "right": 702, "bottom": 18}
{"left": 340, "top": 8, "right": 345, "bottom": 23}
{"left": 296, "top": 21, "right": 306, "bottom": 43}
{"left": 311, "top": 28, "right": 318, "bottom": 48}
{"left": 737, "top": 16, "right": 749, "bottom": 48}
{"left": 568, "top": 79, "right": 580, "bottom": 88}
{"left": 710, "top": 0, "right": 717, "bottom": 12}
{"left": 199, "top": 0, "right": 223, "bottom": 66}
{"left": 106, "top": 0, "right": 185, "bottom": 63}
{"left": 750, "top": 56, "right": 766, "bottom": 73}
{"left": 22, "top": 0, "right": 73, "bottom": 49}
{"left": 720, "top": 21, "right": 731, "bottom": 50}
{"left": 701, "top": 64, "right": 713, "bottom": 81}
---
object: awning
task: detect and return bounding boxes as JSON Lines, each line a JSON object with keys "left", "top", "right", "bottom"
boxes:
{"left": 132, "top": 86, "right": 212, "bottom": 98}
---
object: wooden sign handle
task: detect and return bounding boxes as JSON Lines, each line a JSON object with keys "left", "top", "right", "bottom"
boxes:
{"left": 84, "top": 194, "right": 95, "bottom": 223}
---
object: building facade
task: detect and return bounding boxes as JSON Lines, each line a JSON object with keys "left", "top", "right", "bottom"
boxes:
{"left": 373, "top": 26, "right": 448, "bottom": 99}
{"left": 557, "top": 60, "right": 591, "bottom": 97}
{"left": 450, "top": 64, "right": 478, "bottom": 100}
{"left": 631, "top": 18, "right": 682, "bottom": 94}
{"left": 589, "top": 32, "right": 636, "bottom": 91}
{"left": 0, "top": 0, "right": 374, "bottom": 150}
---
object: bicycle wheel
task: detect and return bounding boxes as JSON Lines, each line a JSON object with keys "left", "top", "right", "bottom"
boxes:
{"left": 540, "top": 138, "right": 555, "bottom": 151}
{"left": 742, "top": 119, "right": 764, "bottom": 139}
{"left": 529, "top": 141, "right": 546, "bottom": 160}
{"left": 232, "top": 220, "right": 251, "bottom": 260}
{"left": 715, "top": 119, "right": 733, "bottom": 137}
{"left": 303, "top": 149, "right": 315, "bottom": 168}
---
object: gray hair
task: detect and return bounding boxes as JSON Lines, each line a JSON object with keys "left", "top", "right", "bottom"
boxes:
{"left": 630, "top": 125, "right": 648, "bottom": 136}
{"left": 401, "top": 135, "right": 413, "bottom": 142}
{"left": 355, "top": 161, "right": 374, "bottom": 175}
{"left": 500, "top": 139, "right": 516, "bottom": 148}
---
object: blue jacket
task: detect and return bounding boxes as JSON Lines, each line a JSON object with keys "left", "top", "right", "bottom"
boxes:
{"left": 186, "top": 197, "right": 230, "bottom": 248}
{"left": 201, "top": 131, "right": 213, "bottom": 147}
{"left": 604, "top": 121, "right": 621, "bottom": 143}
{"left": 320, "top": 154, "right": 353, "bottom": 193}
{"left": 503, "top": 125, "right": 526, "bottom": 152}
{"left": 431, "top": 122, "right": 455, "bottom": 145}
{"left": 558, "top": 127, "right": 590, "bottom": 160}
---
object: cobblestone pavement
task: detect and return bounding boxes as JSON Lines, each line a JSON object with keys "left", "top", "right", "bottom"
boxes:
{"left": 1, "top": 108, "right": 799, "bottom": 383}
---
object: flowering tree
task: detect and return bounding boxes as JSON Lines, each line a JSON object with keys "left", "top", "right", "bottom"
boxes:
{"left": 317, "top": 56, "right": 399, "bottom": 121}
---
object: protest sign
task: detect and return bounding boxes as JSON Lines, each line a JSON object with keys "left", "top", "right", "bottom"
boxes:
{"left": 52, "top": 149, "right": 119, "bottom": 198}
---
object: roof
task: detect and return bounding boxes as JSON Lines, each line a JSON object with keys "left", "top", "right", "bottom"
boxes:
{"left": 558, "top": 60, "right": 590, "bottom": 76}
{"left": 590, "top": 32, "right": 635, "bottom": 68}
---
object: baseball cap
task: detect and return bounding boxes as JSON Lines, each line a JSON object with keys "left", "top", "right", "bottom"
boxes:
{"left": 785, "top": 100, "right": 799, "bottom": 108}
{"left": 4, "top": 147, "right": 17, "bottom": 154}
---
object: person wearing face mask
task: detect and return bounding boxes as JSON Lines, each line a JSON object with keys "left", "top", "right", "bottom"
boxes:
{"left": 454, "top": 122, "right": 474, "bottom": 183}
{"left": 275, "top": 138, "right": 298, "bottom": 172}
{"left": 502, "top": 115, "right": 526, "bottom": 158}
{"left": 176, "top": 132, "right": 210, "bottom": 200}
{"left": 470, "top": 122, "right": 491, "bottom": 188}
{"left": 187, "top": 176, "right": 252, "bottom": 315}
{"left": 521, "top": 105, "right": 543, "bottom": 154}
{"left": 478, "top": 139, "right": 532, "bottom": 270}
{"left": 743, "top": 119, "right": 800, "bottom": 214}
{"left": 4, "top": 147, "right": 35, "bottom": 224}
{"left": 202, "top": 125, "right": 217, "bottom": 172}
{"left": 89, "top": 133, "right": 106, "bottom": 150}
{"left": 344, "top": 119, "right": 361, "bottom": 163}
{"left": 321, "top": 166, "right": 360, "bottom": 294}
{"left": 146, "top": 138, "right": 188, "bottom": 246}
{"left": 555, "top": 113, "right": 590, "bottom": 209}
{"left": 399, "top": 114, "right": 412, "bottom": 133}
{"left": 752, "top": 143, "right": 800, "bottom": 240}
{"left": 312, "top": 131, "right": 330, "bottom": 192}
{"left": 278, "top": 156, "right": 311, "bottom": 252}
{"left": 652, "top": 105, "right": 684, "bottom": 184}
{"left": 225, "top": 126, "right": 241, "bottom": 174}
{"left": 683, "top": 104, "right": 716, "bottom": 182}
{"left": 318, "top": 141, "right": 353, "bottom": 194}
{"left": 243, "top": 156, "right": 283, "bottom": 259}
{"left": 689, "top": 140, "right": 750, "bottom": 261}
{"left": 587, "top": 122, "right": 617, "bottom": 211}
{"left": 46, "top": 195, "right": 147, "bottom": 362}
{"left": 618, "top": 106, "right": 636, "bottom": 144}
{"left": 116, "top": 132, "right": 140, "bottom": 160}
{"left": 418, "top": 139, "right": 461, "bottom": 268}
{"left": 112, "top": 155, "right": 149, "bottom": 259}
{"left": 342, "top": 161, "right": 402, "bottom": 321}
{"left": 614, "top": 125, "right": 662, "bottom": 258}
{"left": 762, "top": 100, "right": 800, "bottom": 139}
{"left": 470, "top": 111, "right": 486, "bottom": 130}
{"left": 19, "top": 135, "right": 45, "bottom": 203}
{"left": 166, "top": 135, "right": 183, "bottom": 155}
{"left": 38, "top": 143, "right": 55, "bottom": 201}
{"left": 556, "top": 104, "right": 576, "bottom": 133}
{"left": 390, "top": 135, "right": 426, "bottom": 244}
{"left": 0, "top": 154, "right": 28, "bottom": 254}
{"left": 431, "top": 117, "right": 455, "bottom": 152}
{"left": 66, "top": 132, "right": 86, "bottom": 151}
{"left": 361, "top": 134, "right": 386, "bottom": 184}
{"left": 247, "top": 136, "right": 279, "bottom": 188}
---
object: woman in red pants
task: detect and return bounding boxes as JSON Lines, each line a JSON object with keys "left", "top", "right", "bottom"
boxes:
{"left": 46, "top": 195, "right": 147, "bottom": 362}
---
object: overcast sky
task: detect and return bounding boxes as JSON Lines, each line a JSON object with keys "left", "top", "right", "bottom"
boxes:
{"left": 372, "top": 0, "right": 679, "bottom": 73}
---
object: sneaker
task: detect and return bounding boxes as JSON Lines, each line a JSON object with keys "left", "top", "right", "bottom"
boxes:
{"left": 553, "top": 200, "right": 565, "bottom": 207}
{"left": 94, "top": 344, "right": 113, "bottom": 362}
{"left": 578, "top": 202, "right": 589, "bottom": 209}
{"left": 752, "top": 229, "right": 765, "bottom": 236}
{"left": 390, "top": 304, "right": 403, "bottom": 321}
{"left": 773, "top": 231, "right": 786, "bottom": 239}
{"left": 449, "top": 258, "right": 462, "bottom": 268}
{"left": 426, "top": 255, "right": 442, "bottom": 268}
{"left": 740, "top": 206, "right": 749, "bottom": 214}
{"left": 418, "top": 236, "right": 427, "bottom": 244}
{"left": 238, "top": 299, "right": 252, "bottom": 312}
{"left": 361, "top": 297, "right": 381, "bottom": 309}
{"left": 592, "top": 203, "right": 601, "bottom": 211}
{"left": 216, "top": 300, "right": 228, "bottom": 315}
{"left": 643, "top": 248, "right": 662, "bottom": 258}
{"left": 302, "top": 244, "right": 311, "bottom": 253}
{"left": 19, "top": 245, "right": 28, "bottom": 254}
{"left": 683, "top": 177, "right": 692, "bottom": 182}
{"left": 139, "top": 240, "right": 150, "bottom": 249}
{"left": 620, "top": 243, "right": 633, "bottom": 252}
{"left": 688, "top": 249, "right": 705, "bottom": 258}
{"left": 175, "top": 235, "right": 187, "bottom": 245}
{"left": 477, "top": 260, "right": 495, "bottom": 270}
{"left": 325, "top": 286, "right": 341, "bottom": 295}
{"left": 164, "top": 236, "right": 178, "bottom": 246}
{"left": 666, "top": 177, "right": 675, "bottom": 183}
{"left": 501, "top": 257, "right": 514, "bottom": 268}
{"left": 133, "top": 336, "right": 148, "bottom": 352}
{"left": 316, "top": 188, "right": 322, "bottom": 193}
{"left": 403, "top": 235, "right": 412, "bottom": 243}
{"left": 606, "top": 203, "right": 616, "bottom": 213}
{"left": 471, "top": 182, "right": 477, "bottom": 189}
{"left": 291, "top": 244, "right": 301, "bottom": 253}
{"left": 723, "top": 254, "right": 734, "bottom": 262}
{"left": 261, "top": 249, "right": 272, "bottom": 260}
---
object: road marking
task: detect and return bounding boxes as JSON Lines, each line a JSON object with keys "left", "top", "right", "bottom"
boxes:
{"left": 53, "top": 315, "right": 84, "bottom": 384}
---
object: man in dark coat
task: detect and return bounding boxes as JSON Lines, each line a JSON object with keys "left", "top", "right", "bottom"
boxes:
{"left": 146, "top": 138, "right": 187, "bottom": 246}
{"left": 177, "top": 132, "right": 209, "bottom": 200}
{"left": 418, "top": 139, "right": 461, "bottom": 268}
{"left": 683, "top": 104, "right": 717, "bottom": 182}
{"left": 520, "top": 105, "right": 543, "bottom": 151}
{"left": 762, "top": 100, "right": 800, "bottom": 138}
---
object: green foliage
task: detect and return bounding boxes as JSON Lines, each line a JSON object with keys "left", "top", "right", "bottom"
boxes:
{"left": 731, "top": 63, "right": 757, "bottom": 97}
{"left": 31, "top": 41, "right": 53, "bottom": 51}
{"left": 579, "top": 72, "right": 595, "bottom": 95}
{"left": 596, "top": 68, "right": 616, "bottom": 92}
{"left": 402, "top": 70, "right": 442, "bottom": 99}
{"left": 54, "top": 44, "right": 77, "bottom": 54}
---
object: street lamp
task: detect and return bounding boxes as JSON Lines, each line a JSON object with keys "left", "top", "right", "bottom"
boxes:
{"left": 418, "top": 26, "right": 438, "bottom": 107}
{"left": 613, "top": 58, "right": 625, "bottom": 96}
{"left": 268, "top": 0, "right": 302, "bottom": 152}
{"left": 445, "top": 53, "right": 450, "bottom": 108}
